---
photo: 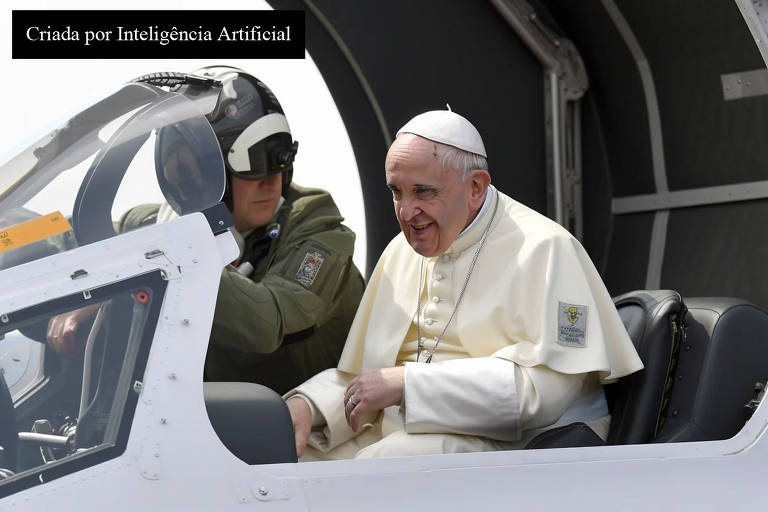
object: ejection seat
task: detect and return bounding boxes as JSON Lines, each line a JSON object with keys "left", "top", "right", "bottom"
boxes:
{"left": 527, "top": 291, "right": 768, "bottom": 448}
{"left": 653, "top": 298, "right": 768, "bottom": 442}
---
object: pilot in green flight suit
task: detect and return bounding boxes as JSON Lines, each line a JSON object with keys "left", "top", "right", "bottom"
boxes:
{"left": 118, "top": 182, "right": 363, "bottom": 394}
{"left": 207, "top": 181, "right": 364, "bottom": 394}
{"left": 193, "top": 67, "right": 364, "bottom": 394}
{"left": 59, "top": 66, "right": 365, "bottom": 394}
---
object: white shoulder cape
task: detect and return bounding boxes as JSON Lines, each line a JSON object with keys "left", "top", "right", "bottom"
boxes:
{"left": 337, "top": 189, "right": 642, "bottom": 384}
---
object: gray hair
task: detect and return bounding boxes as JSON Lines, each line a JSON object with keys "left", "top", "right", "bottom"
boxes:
{"left": 436, "top": 143, "right": 489, "bottom": 181}
{"left": 399, "top": 132, "right": 488, "bottom": 181}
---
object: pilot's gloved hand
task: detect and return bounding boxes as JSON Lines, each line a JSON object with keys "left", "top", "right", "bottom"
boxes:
{"left": 46, "top": 304, "right": 99, "bottom": 358}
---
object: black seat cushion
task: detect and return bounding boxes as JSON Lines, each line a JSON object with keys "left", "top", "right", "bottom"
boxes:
{"left": 525, "top": 422, "right": 604, "bottom": 449}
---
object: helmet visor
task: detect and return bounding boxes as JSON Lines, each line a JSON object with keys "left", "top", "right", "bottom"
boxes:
{"left": 230, "top": 132, "right": 297, "bottom": 180}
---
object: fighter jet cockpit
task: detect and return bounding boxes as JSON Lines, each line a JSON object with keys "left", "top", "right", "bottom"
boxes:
{"left": 0, "top": 76, "right": 231, "bottom": 486}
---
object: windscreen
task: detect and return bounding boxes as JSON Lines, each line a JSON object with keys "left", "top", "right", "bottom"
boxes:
{"left": 0, "top": 82, "right": 225, "bottom": 271}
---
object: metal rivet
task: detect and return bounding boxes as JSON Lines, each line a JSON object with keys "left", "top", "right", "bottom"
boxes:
{"left": 258, "top": 487, "right": 268, "bottom": 496}
{"left": 0, "top": 314, "right": 8, "bottom": 323}
{"left": 672, "top": 410, "right": 679, "bottom": 417}
{"left": 218, "top": 220, "right": 225, "bottom": 226}
{"left": 684, "top": 345, "right": 691, "bottom": 351}
{"left": 83, "top": 290, "right": 92, "bottom": 300}
{"left": 160, "top": 418, "right": 167, "bottom": 425}
{"left": 133, "top": 381, "right": 143, "bottom": 393}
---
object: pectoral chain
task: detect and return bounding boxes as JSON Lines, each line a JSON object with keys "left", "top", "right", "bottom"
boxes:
{"left": 416, "top": 189, "right": 499, "bottom": 363}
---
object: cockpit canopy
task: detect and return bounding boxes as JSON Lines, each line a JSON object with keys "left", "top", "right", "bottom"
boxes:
{"left": 0, "top": 81, "right": 226, "bottom": 271}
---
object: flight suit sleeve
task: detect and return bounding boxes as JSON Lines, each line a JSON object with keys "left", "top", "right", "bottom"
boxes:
{"left": 210, "top": 225, "right": 358, "bottom": 355}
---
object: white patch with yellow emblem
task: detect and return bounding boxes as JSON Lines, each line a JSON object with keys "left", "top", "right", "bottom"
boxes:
{"left": 557, "top": 301, "right": 588, "bottom": 347}
{"left": 296, "top": 250, "right": 325, "bottom": 288}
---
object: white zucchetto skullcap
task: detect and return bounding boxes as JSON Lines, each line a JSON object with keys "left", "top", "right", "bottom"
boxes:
{"left": 396, "top": 110, "right": 487, "bottom": 158}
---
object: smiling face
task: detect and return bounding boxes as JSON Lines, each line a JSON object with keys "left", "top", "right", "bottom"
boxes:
{"left": 230, "top": 172, "right": 282, "bottom": 232}
{"left": 385, "top": 134, "right": 489, "bottom": 257}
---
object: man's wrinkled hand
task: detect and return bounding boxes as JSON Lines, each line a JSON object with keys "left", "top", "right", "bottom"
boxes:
{"left": 286, "top": 396, "right": 312, "bottom": 458}
{"left": 344, "top": 366, "right": 405, "bottom": 432}
{"left": 46, "top": 305, "right": 99, "bottom": 358}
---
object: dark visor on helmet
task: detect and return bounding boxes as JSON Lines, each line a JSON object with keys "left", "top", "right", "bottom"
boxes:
{"left": 229, "top": 132, "right": 298, "bottom": 180}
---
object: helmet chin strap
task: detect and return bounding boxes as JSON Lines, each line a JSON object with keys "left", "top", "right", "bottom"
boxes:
{"left": 234, "top": 197, "right": 286, "bottom": 277}
{"left": 273, "top": 196, "right": 286, "bottom": 219}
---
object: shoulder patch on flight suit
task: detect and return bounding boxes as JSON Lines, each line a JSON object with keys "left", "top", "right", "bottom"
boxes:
{"left": 281, "top": 240, "right": 348, "bottom": 305}
{"left": 296, "top": 249, "right": 325, "bottom": 287}
{"left": 557, "top": 301, "right": 588, "bottom": 347}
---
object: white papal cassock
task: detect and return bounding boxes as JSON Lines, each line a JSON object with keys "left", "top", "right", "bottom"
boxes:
{"left": 286, "top": 185, "right": 643, "bottom": 459}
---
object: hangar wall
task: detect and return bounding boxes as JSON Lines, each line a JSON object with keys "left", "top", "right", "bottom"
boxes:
{"left": 271, "top": 0, "right": 768, "bottom": 309}
{"left": 544, "top": 0, "right": 768, "bottom": 307}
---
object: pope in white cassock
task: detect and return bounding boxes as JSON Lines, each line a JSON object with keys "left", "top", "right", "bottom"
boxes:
{"left": 284, "top": 110, "right": 643, "bottom": 460}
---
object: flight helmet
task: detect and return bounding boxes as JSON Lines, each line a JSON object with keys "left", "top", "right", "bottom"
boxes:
{"left": 154, "top": 66, "right": 299, "bottom": 211}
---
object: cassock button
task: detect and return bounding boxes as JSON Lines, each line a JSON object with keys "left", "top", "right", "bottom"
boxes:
{"left": 434, "top": 273, "right": 444, "bottom": 281}
{"left": 441, "top": 254, "right": 451, "bottom": 262}
{"left": 425, "top": 318, "right": 434, "bottom": 325}
{"left": 432, "top": 296, "right": 440, "bottom": 303}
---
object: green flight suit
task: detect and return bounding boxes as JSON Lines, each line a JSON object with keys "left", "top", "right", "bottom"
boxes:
{"left": 119, "top": 184, "right": 365, "bottom": 394}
